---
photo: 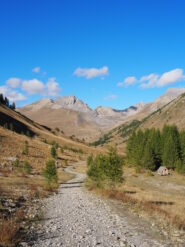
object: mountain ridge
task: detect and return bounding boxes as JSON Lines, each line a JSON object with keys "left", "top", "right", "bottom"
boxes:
{"left": 18, "top": 88, "right": 185, "bottom": 141}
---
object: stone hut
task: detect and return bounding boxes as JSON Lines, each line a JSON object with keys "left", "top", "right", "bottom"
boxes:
{"left": 157, "top": 166, "right": 169, "bottom": 176}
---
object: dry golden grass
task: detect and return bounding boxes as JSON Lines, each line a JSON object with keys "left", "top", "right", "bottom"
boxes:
{"left": 0, "top": 208, "right": 26, "bottom": 247}
{"left": 0, "top": 218, "right": 20, "bottom": 247}
{"left": 0, "top": 104, "right": 98, "bottom": 246}
{"left": 72, "top": 161, "right": 87, "bottom": 174}
{"left": 86, "top": 166, "right": 185, "bottom": 230}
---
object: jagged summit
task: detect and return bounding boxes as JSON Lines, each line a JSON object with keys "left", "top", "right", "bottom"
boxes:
{"left": 55, "top": 96, "right": 92, "bottom": 112}
{"left": 19, "top": 88, "right": 185, "bottom": 140}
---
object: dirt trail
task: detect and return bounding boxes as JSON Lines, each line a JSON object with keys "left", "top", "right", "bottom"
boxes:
{"left": 29, "top": 163, "right": 183, "bottom": 247}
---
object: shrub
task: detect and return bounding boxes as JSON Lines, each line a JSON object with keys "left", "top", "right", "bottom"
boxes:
{"left": 26, "top": 130, "right": 30, "bottom": 137}
{"left": 22, "top": 141, "right": 29, "bottom": 155}
{"left": 87, "top": 148, "right": 124, "bottom": 185}
{"left": 23, "top": 161, "right": 32, "bottom": 174}
{"left": 43, "top": 159, "right": 58, "bottom": 185}
{"left": 51, "top": 146, "right": 57, "bottom": 158}
{"left": 60, "top": 147, "right": 64, "bottom": 153}
{"left": 55, "top": 143, "right": 59, "bottom": 149}
{"left": 13, "top": 159, "right": 20, "bottom": 167}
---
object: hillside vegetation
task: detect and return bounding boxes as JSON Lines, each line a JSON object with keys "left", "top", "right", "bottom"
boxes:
{"left": 0, "top": 95, "right": 97, "bottom": 246}
{"left": 126, "top": 125, "right": 185, "bottom": 174}
{"left": 91, "top": 93, "right": 185, "bottom": 152}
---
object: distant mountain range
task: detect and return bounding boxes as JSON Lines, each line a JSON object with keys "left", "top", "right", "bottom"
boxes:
{"left": 18, "top": 88, "right": 185, "bottom": 141}
{"left": 89, "top": 88, "right": 185, "bottom": 152}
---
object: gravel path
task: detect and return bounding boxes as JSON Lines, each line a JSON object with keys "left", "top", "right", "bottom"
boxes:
{"left": 30, "top": 164, "right": 183, "bottom": 247}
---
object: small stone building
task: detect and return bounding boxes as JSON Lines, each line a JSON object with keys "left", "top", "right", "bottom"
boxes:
{"left": 157, "top": 166, "right": 169, "bottom": 176}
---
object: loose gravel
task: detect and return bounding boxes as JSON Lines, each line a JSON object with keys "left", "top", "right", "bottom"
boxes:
{"left": 28, "top": 165, "right": 184, "bottom": 247}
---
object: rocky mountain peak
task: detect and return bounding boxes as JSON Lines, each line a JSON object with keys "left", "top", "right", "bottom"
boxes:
{"left": 95, "top": 106, "right": 117, "bottom": 116}
{"left": 54, "top": 96, "right": 92, "bottom": 113}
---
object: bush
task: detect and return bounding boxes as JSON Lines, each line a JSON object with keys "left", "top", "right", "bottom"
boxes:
{"left": 26, "top": 130, "right": 30, "bottom": 137}
{"left": 22, "top": 141, "right": 29, "bottom": 155}
{"left": 43, "top": 159, "right": 58, "bottom": 185}
{"left": 13, "top": 159, "right": 20, "bottom": 167}
{"left": 51, "top": 146, "right": 57, "bottom": 158}
{"left": 87, "top": 148, "right": 124, "bottom": 185}
{"left": 23, "top": 161, "right": 32, "bottom": 174}
{"left": 60, "top": 147, "right": 64, "bottom": 153}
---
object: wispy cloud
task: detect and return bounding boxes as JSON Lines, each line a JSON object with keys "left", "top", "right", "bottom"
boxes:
{"left": 46, "top": 77, "right": 61, "bottom": 96}
{"left": 117, "top": 76, "right": 137, "bottom": 87}
{"left": 74, "top": 66, "right": 109, "bottom": 79}
{"left": 104, "top": 94, "right": 117, "bottom": 100}
{"left": 0, "top": 85, "right": 26, "bottom": 102}
{"left": 32, "top": 67, "right": 41, "bottom": 73}
{"left": 118, "top": 68, "right": 185, "bottom": 89}
{"left": 6, "top": 78, "right": 21, "bottom": 88}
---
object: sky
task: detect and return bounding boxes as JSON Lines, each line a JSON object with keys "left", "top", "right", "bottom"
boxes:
{"left": 1, "top": 0, "right": 185, "bottom": 109}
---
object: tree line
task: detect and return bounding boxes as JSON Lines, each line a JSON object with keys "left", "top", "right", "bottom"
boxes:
{"left": 0, "top": 93, "right": 16, "bottom": 110}
{"left": 126, "top": 125, "right": 185, "bottom": 174}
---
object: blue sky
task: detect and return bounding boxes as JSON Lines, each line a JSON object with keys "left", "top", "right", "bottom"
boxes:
{"left": 1, "top": 0, "right": 185, "bottom": 109}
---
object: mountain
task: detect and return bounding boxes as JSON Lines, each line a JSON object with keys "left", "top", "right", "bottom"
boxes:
{"left": 19, "top": 88, "right": 185, "bottom": 142}
{"left": 124, "top": 88, "right": 185, "bottom": 122}
{"left": 19, "top": 96, "right": 145, "bottom": 141}
{"left": 90, "top": 88, "right": 185, "bottom": 152}
{"left": 140, "top": 91, "right": 185, "bottom": 130}
{"left": 0, "top": 102, "right": 95, "bottom": 155}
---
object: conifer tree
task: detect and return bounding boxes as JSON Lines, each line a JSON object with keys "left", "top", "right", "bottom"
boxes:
{"left": 162, "top": 135, "right": 179, "bottom": 168}
{"left": 143, "top": 141, "right": 156, "bottom": 171}
{"left": 180, "top": 131, "right": 185, "bottom": 163}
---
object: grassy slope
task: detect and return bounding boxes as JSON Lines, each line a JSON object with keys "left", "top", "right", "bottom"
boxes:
{"left": 0, "top": 103, "right": 98, "bottom": 246}
{"left": 91, "top": 93, "right": 185, "bottom": 154}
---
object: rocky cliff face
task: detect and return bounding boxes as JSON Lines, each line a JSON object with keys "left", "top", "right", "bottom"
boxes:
{"left": 55, "top": 96, "right": 92, "bottom": 113}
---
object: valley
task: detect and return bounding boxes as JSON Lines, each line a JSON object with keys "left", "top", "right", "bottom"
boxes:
{"left": 1, "top": 88, "right": 185, "bottom": 247}
{"left": 1, "top": 2, "right": 185, "bottom": 247}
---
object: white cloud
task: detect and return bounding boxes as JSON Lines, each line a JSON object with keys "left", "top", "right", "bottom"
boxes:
{"left": 120, "top": 68, "right": 185, "bottom": 89}
{"left": 46, "top": 77, "right": 61, "bottom": 96}
{"left": 0, "top": 86, "right": 8, "bottom": 95}
{"left": 32, "top": 67, "right": 40, "bottom": 73}
{"left": 6, "top": 77, "right": 21, "bottom": 88}
{"left": 0, "top": 86, "right": 26, "bottom": 102}
{"left": 117, "top": 76, "right": 137, "bottom": 87}
{"left": 74, "top": 66, "right": 109, "bottom": 79}
{"left": 140, "top": 69, "right": 185, "bottom": 88}
{"left": 104, "top": 94, "right": 117, "bottom": 100}
{"left": 2, "top": 75, "right": 62, "bottom": 102}
{"left": 21, "top": 77, "right": 62, "bottom": 96}
{"left": 21, "top": 79, "right": 45, "bottom": 95}
{"left": 7, "top": 91, "right": 26, "bottom": 102}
